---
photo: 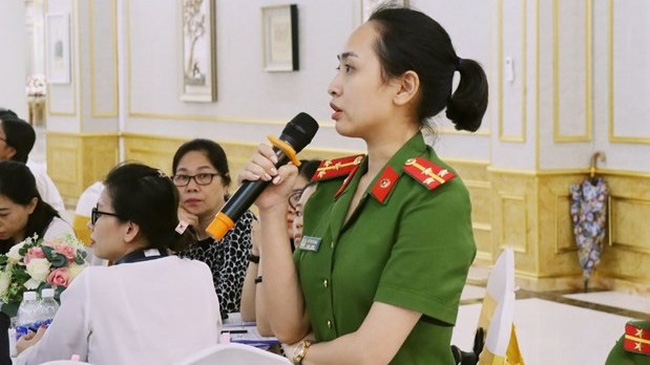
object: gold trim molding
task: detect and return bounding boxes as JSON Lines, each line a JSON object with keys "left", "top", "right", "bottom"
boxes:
{"left": 45, "top": 0, "right": 78, "bottom": 117}
{"left": 607, "top": 0, "right": 650, "bottom": 144}
{"left": 498, "top": 0, "right": 527, "bottom": 143}
{"left": 552, "top": 0, "right": 593, "bottom": 142}
{"left": 89, "top": 0, "right": 119, "bottom": 118}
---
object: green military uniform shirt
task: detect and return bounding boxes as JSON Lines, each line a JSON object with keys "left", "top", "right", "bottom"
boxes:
{"left": 294, "top": 132, "right": 476, "bottom": 364}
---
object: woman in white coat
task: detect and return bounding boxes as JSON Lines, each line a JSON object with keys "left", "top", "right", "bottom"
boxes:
{"left": 15, "top": 163, "right": 222, "bottom": 365}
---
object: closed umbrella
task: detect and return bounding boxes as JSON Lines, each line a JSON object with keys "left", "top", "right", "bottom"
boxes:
{"left": 570, "top": 152, "right": 608, "bottom": 292}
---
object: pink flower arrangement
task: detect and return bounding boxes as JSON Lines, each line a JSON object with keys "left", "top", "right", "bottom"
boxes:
{"left": 0, "top": 234, "right": 87, "bottom": 317}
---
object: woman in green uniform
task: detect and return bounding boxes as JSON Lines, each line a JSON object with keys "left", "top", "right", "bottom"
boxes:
{"left": 240, "top": 5, "right": 488, "bottom": 364}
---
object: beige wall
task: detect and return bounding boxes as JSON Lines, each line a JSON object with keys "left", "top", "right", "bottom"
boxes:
{"left": 0, "top": 1, "right": 27, "bottom": 116}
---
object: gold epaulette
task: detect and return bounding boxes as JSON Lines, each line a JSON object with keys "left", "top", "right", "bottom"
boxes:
{"left": 403, "top": 157, "right": 456, "bottom": 191}
{"left": 311, "top": 154, "right": 365, "bottom": 182}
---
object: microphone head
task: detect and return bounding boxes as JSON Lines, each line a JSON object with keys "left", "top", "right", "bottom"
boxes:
{"left": 279, "top": 113, "right": 319, "bottom": 153}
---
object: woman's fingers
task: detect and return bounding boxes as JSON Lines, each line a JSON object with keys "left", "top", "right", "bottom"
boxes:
{"left": 273, "top": 164, "right": 298, "bottom": 185}
{"left": 258, "top": 143, "right": 278, "bottom": 164}
{"left": 238, "top": 144, "right": 280, "bottom": 184}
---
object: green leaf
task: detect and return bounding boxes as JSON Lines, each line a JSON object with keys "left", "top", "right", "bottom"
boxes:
{"left": 1, "top": 301, "right": 19, "bottom": 318}
{"left": 42, "top": 246, "right": 54, "bottom": 256}
{"left": 48, "top": 254, "right": 67, "bottom": 268}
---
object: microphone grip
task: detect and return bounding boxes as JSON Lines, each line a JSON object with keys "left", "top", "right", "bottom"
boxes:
{"left": 206, "top": 148, "right": 289, "bottom": 240}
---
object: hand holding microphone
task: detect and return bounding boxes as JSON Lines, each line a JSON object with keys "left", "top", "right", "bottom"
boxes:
{"left": 206, "top": 113, "right": 319, "bottom": 240}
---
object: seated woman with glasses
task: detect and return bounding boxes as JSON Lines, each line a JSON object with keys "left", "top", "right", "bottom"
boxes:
{"left": 242, "top": 181, "right": 320, "bottom": 337}
{"left": 240, "top": 160, "right": 319, "bottom": 327}
{"left": 0, "top": 161, "right": 75, "bottom": 364}
{"left": 171, "top": 139, "right": 256, "bottom": 319}
{"left": 14, "top": 163, "right": 221, "bottom": 365}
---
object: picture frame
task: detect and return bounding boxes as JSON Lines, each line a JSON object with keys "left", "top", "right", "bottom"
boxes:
{"left": 360, "top": 0, "right": 409, "bottom": 23}
{"left": 262, "top": 4, "right": 299, "bottom": 72}
{"left": 181, "top": 0, "right": 217, "bottom": 102}
{"left": 45, "top": 13, "right": 71, "bottom": 84}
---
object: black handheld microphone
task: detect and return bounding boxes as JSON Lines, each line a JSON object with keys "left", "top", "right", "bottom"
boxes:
{"left": 206, "top": 112, "right": 319, "bottom": 240}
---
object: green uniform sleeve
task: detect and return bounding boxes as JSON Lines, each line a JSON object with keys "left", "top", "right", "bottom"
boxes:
{"left": 374, "top": 181, "right": 476, "bottom": 325}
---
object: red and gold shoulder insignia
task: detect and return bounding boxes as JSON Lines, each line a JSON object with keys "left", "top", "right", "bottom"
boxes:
{"left": 403, "top": 157, "right": 456, "bottom": 191}
{"left": 624, "top": 321, "right": 650, "bottom": 355}
{"left": 370, "top": 166, "right": 399, "bottom": 204}
{"left": 311, "top": 154, "right": 365, "bottom": 182}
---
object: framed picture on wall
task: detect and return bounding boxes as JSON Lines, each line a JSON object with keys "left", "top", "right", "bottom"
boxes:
{"left": 45, "top": 13, "right": 71, "bottom": 84}
{"left": 360, "top": 0, "right": 409, "bottom": 23}
{"left": 262, "top": 4, "right": 299, "bottom": 72}
{"left": 181, "top": 0, "right": 217, "bottom": 102}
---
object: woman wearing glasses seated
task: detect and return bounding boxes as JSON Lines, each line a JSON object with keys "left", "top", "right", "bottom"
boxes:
{"left": 0, "top": 161, "right": 75, "bottom": 364}
{"left": 15, "top": 163, "right": 221, "bottom": 365}
{"left": 172, "top": 139, "right": 255, "bottom": 318}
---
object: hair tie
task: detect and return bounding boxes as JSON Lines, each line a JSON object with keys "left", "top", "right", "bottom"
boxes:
{"left": 455, "top": 57, "right": 462, "bottom": 71}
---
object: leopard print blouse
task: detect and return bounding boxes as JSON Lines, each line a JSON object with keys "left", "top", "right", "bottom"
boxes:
{"left": 180, "top": 210, "right": 255, "bottom": 318}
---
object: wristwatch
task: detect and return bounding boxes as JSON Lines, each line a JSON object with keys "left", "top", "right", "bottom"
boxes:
{"left": 291, "top": 339, "right": 313, "bottom": 364}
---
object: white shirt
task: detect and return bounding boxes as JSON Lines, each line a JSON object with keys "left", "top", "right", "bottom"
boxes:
{"left": 42, "top": 216, "right": 75, "bottom": 240}
{"left": 15, "top": 256, "right": 222, "bottom": 365}
{"left": 26, "top": 161, "right": 66, "bottom": 215}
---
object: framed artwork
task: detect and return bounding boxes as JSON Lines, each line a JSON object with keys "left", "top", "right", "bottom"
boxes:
{"left": 181, "top": 0, "right": 217, "bottom": 102}
{"left": 262, "top": 5, "right": 299, "bottom": 72}
{"left": 45, "top": 13, "right": 71, "bottom": 84}
{"left": 361, "top": 0, "right": 409, "bottom": 23}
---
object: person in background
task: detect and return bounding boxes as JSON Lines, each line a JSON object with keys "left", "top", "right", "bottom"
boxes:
{"left": 240, "top": 5, "right": 487, "bottom": 363}
{"left": 0, "top": 108, "right": 65, "bottom": 214}
{"left": 14, "top": 163, "right": 221, "bottom": 365}
{"left": 172, "top": 139, "right": 255, "bottom": 318}
{"left": 290, "top": 182, "right": 318, "bottom": 248}
{"left": 240, "top": 161, "right": 319, "bottom": 328}
{"left": 0, "top": 160, "right": 76, "bottom": 363}
{"left": 286, "top": 160, "right": 320, "bottom": 248}
{"left": 0, "top": 160, "right": 74, "bottom": 252}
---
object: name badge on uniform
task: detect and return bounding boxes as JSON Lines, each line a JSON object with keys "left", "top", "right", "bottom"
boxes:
{"left": 298, "top": 236, "right": 321, "bottom": 252}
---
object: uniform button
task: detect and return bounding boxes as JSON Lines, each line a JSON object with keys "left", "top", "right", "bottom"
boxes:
{"left": 330, "top": 241, "right": 335, "bottom": 249}
{"left": 323, "top": 279, "right": 328, "bottom": 288}
{"left": 327, "top": 320, "right": 332, "bottom": 329}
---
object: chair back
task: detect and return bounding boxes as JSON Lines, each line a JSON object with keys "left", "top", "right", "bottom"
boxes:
{"left": 175, "top": 343, "right": 292, "bottom": 365}
{"left": 477, "top": 248, "right": 524, "bottom": 364}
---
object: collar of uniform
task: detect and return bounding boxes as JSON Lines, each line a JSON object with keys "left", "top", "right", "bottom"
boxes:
{"left": 366, "top": 132, "right": 428, "bottom": 205}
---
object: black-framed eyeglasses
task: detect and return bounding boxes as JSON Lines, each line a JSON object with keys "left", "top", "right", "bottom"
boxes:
{"left": 288, "top": 188, "right": 303, "bottom": 211}
{"left": 172, "top": 173, "right": 220, "bottom": 187}
{"left": 91, "top": 207, "right": 121, "bottom": 225}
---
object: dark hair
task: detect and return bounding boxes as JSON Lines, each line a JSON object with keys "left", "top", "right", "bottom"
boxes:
{"left": 368, "top": 6, "right": 488, "bottom": 132}
{"left": 104, "top": 163, "right": 192, "bottom": 252}
{"left": 298, "top": 159, "right": 321, "bottom": 181}
{"left": 0, "top": 109, "right": 35, "bottom": 163}
{"left": 172, "top": 139, "right": 231, "bottom": 187}
{"left": 0, "top": 161, "right": 59, "bottom": 246}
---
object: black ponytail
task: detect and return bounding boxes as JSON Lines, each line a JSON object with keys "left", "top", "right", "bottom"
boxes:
{"left": 446, "top": 58, "right": 489, "bottom": 132}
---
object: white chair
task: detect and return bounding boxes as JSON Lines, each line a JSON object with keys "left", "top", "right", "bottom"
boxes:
{"left": 476, "top": 248, "right": 524, "bottom": 365}
{"left": 175, "top": 343, "right": 292, "bottom": 365}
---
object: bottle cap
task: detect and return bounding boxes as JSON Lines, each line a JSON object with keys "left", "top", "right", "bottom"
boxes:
{"left": 41, "top": 288, "right": 55, "bottom": 298}
{"left": 23, "top": 291, "right": 37, "bottom": 300}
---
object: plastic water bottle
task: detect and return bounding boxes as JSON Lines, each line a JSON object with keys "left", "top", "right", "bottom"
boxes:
{"left": 39, "top": 288, "right": 59, "bottom": 326}
{"left": 15, "top": 291, "right": 40, "bottom": 341}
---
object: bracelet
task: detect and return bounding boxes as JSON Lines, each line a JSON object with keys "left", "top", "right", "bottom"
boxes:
{"left": 248, "top": 253, "right": 260, "bottom": 264}
{"left": 254, "top": 276, "right": 263, "bottom": 284}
